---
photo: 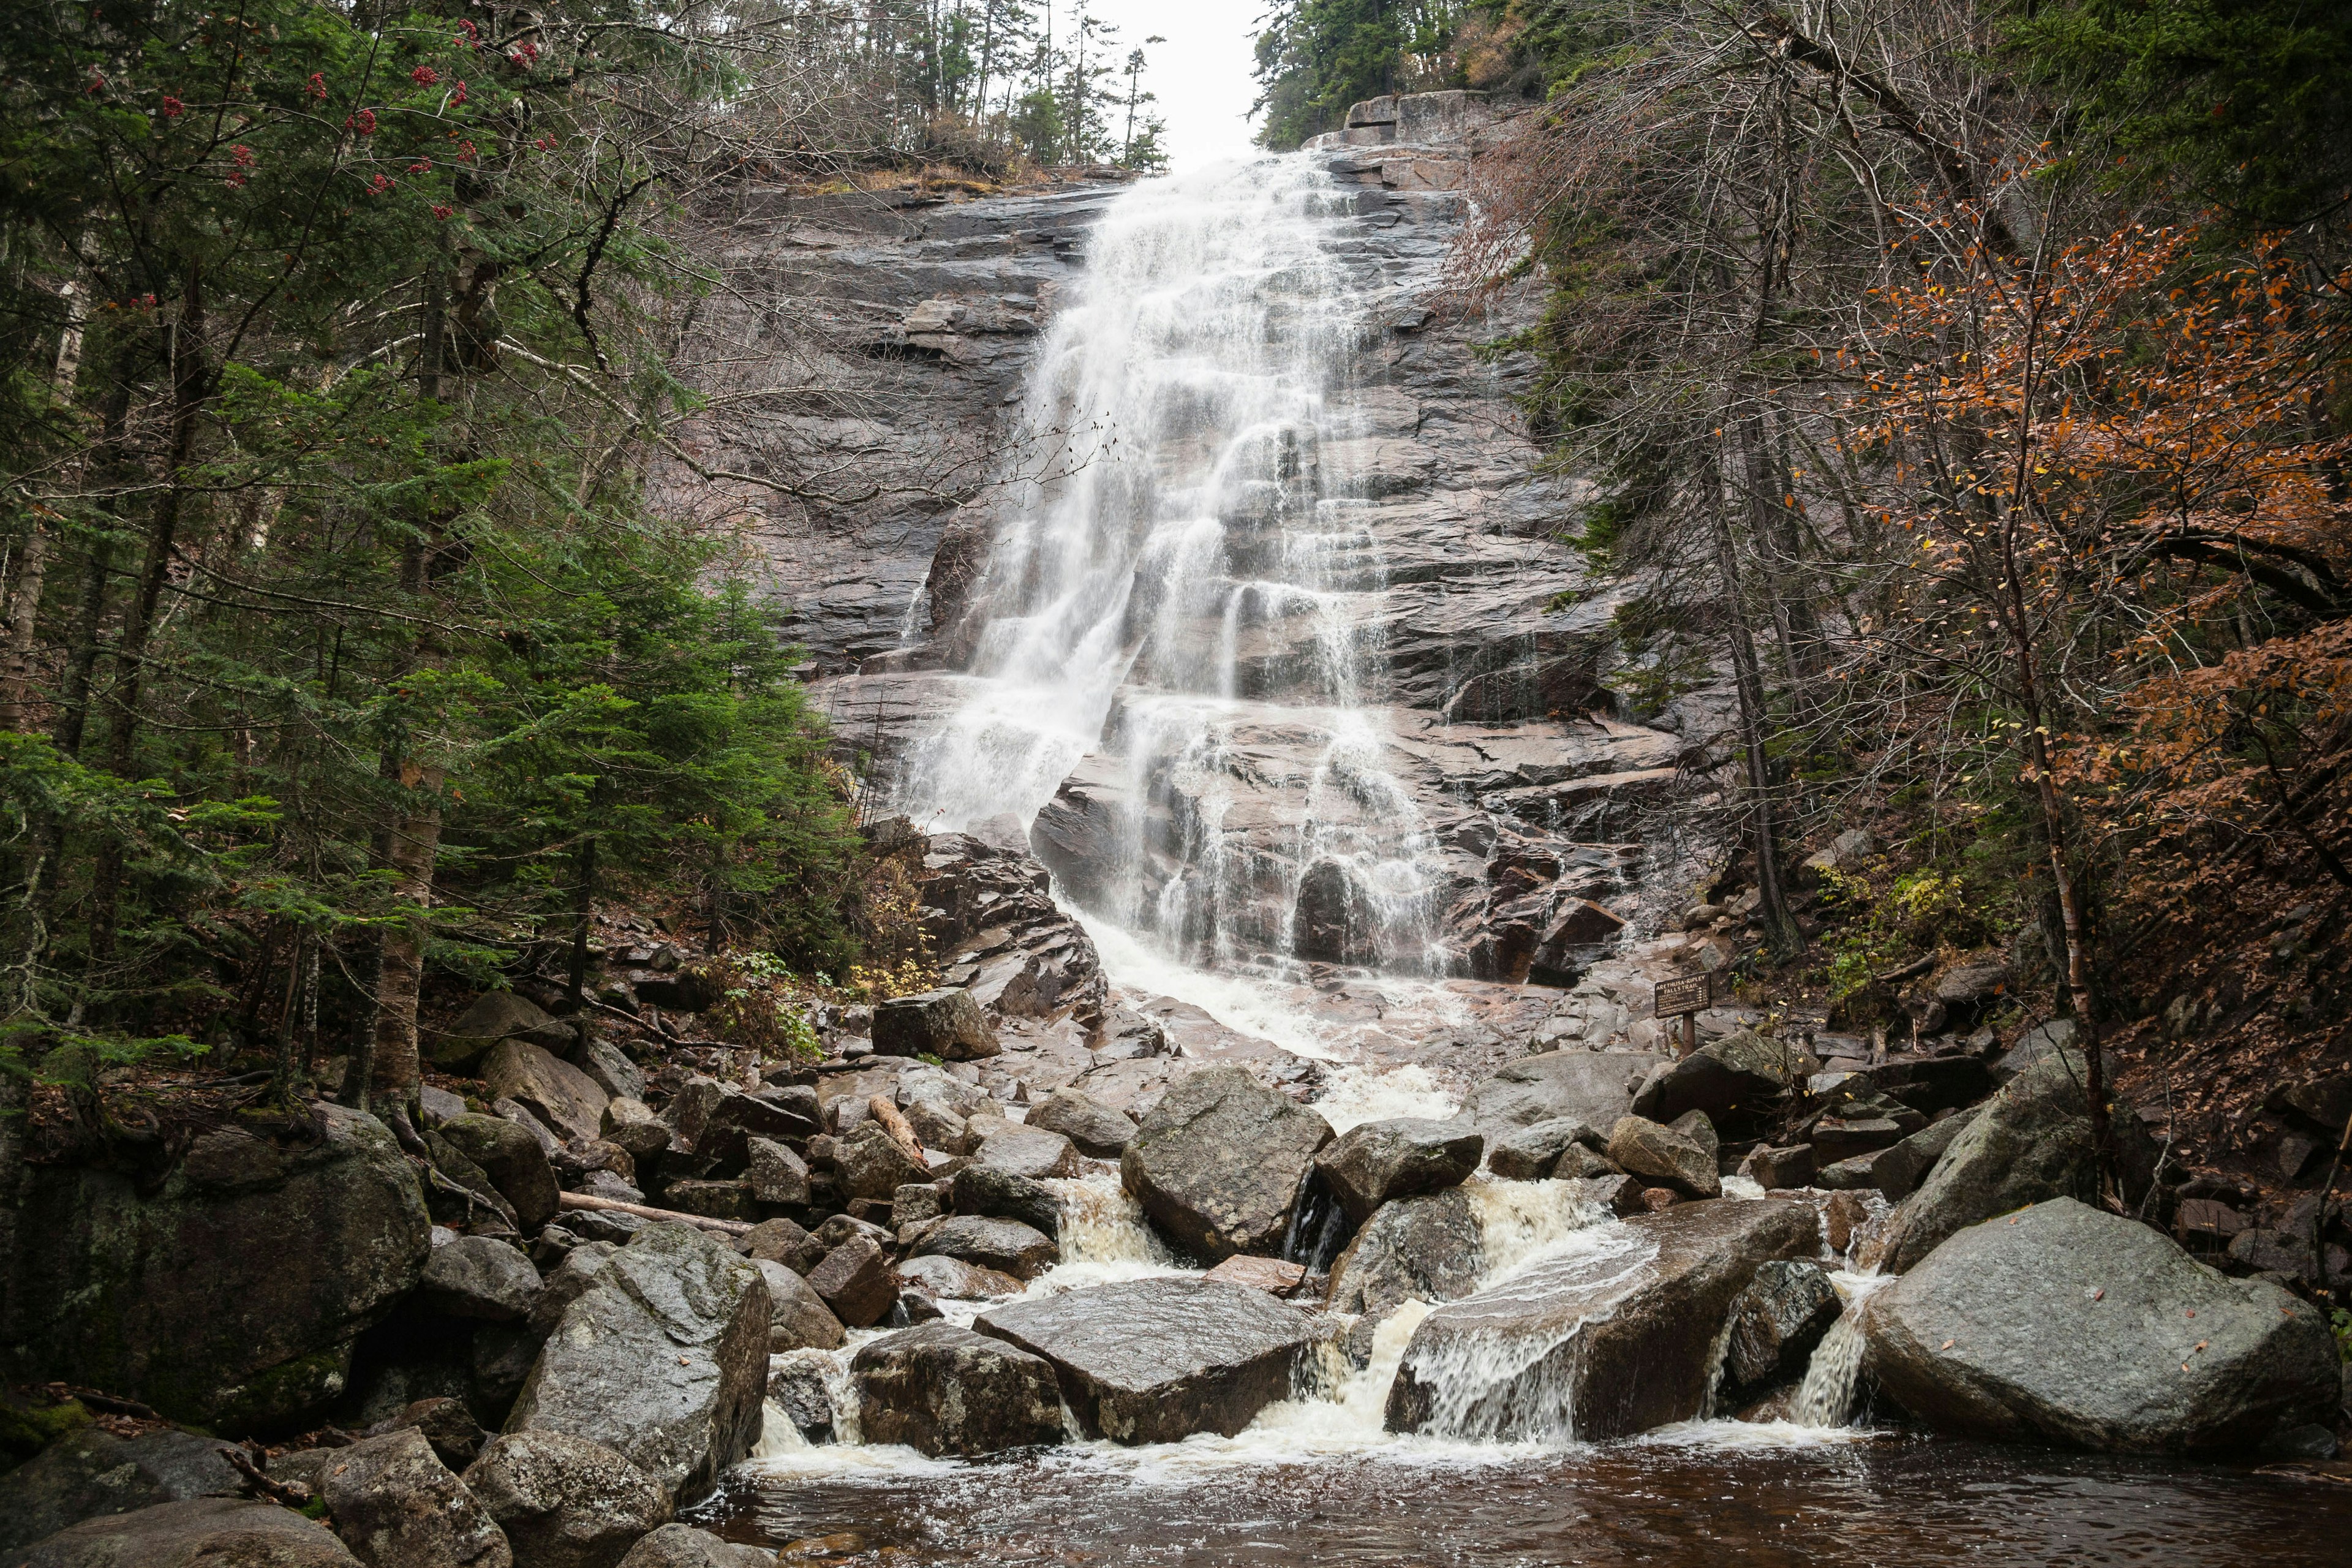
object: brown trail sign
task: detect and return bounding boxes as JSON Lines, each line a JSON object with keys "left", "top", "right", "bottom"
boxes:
{"left": 1654, "top": 974, "right": 1711, "bottom": 1057}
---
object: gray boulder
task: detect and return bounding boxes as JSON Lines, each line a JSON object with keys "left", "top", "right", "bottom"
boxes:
{"left": 1313, "top": 1118, "right": 1482, "bottom": 1223}
{"left": 1387, "top": 1199, "right": 1818, "bottom": 1440}
{"left": 0, "top": 1427, "right": 243, "bottom": 1553}
{"left": 976, "top": 1125, "right": 1080, "bottom": 1181}
{"left": 742, "top": 1139, "right": 810, "bottom": 1207}
{"left": 894, "top": 1255, "right": 1024, "bottom": 1300}
{"left": 832, "top": 1122, "right": 929, "bottom": 1204}
{"left": 1024, "top": 1088, "right": 1137, "bottom": 1157}
{"left": 948, "top": 1164, "right": 1063, "bottom": 1238}
{"left": 1721, "top": 1261, "right": 1841, "bottom": 1398}
{"left": 803, "top": 1234, "right": 898, "bottom": 1329}
{"left": 483, "top": 1041, "right": 611, "bottom": 1147}
{"left": 917, "top": 1215, "right": 1058, "bottom": 1280}
{"left": 527, "top": 1243, "right": 618, "bottom": 1338}
{"left": 2, "top": 1103, "right": 429, "bottom": 1429}
{"left": 439, "top": 1113, "right": 562, "bottom": 1232}
{"left": 738, "top": 1218, "right": 821, "bottom": 1274}
{"left": 974, "top": 1278, "right": 1324, "bottom": 1444}
{"left": 853, "top": 1323, "right": 1065, "bottom": 1455}
{"left": 377, "top": 1395, "right": 488, "bottom": 1469}
{"left": 10, "top": 1498, "right": 360, "bottom": 1567}
{"left": 750, "top": 1261, "right": 845, "bottom": 1352}
{"left": 463, "top": 1431, "right": 673, "bottom": 1568}
{"left": 320, "top": 1428, "right": 510, "bottom": 1568}
{"left": 614, "top": 1525, "right": 776, "bottom": 1567}
{"left": 434, "top": 992, "right": 573, "bottom": 1071}
{"left": 1465, "top": 1050, "right": 1665, "bottom": 1134}
{"left": 1486, "top": 1118, "right": 1602, "bottom": 1181}
{"left": 1874, "top": 1047, "right": 2151, "bottom": 1273}
{"left": 871, "top": 989, "right": 1000, "bottom": 1060}
{"left": 420, "top": 1236, "right": 541, "bottom": 1322}
{"left": 1630, "top": 1030, "right": 1814, "bottom": 1130}
{"left": 1325, "top": 1187, "right": 1484, "bottom": 1317}
{"left": 567, "top": 1037, "right": 646, "bottom": 1105}
{"left": 1119, "top": 1065, "right": 1333, "bottom": 1262}
{"left": 1861, "top": 1198, "right": 2340, "bottom": 1453}
{"left": 1991, "top": 1018, "right": 2077, "bottom": 1085}
{"left": 508, "top": 1225, "right": 769, "bottom": 1502}
{"left": 1604, "top": 1115, "right": 1720, "bottom": 1199}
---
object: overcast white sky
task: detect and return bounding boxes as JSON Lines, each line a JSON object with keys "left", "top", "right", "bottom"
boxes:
{"left": 1076, "top": 0, "right": 1268, "bottom": 168}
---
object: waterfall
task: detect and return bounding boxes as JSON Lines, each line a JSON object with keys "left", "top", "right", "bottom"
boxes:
{"left": 1789, "top": 1272, "right": 1891, "bottom": 1428}
{"left": 895, "top": 156, "right": 1444, "bottom": 975}
{"left": 1033, "top": 1168, "right": 1186, "bottom": 1291}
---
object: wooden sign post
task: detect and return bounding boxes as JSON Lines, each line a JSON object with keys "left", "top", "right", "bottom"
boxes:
{"left": 1654, "top": 974, "right": 1711, "bottom": 1058}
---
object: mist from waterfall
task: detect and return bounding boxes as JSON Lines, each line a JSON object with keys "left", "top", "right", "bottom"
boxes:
{"left": 895, "top": 156, "right": 1444, "bottom": 974}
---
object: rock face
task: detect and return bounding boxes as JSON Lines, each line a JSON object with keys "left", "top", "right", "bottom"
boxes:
{"left": 10, "top": 1498, "right": 361, "bottom": 1567}
{"left": 508, "top": 1225, "right": 769, "bottom": 1502}
{"left": 975, "top": 1278, "right": 1323, "bottom": 1444}
{"left": 1325, "top": 1187, "right": 1485, "bottom": 1317}
{"left": 463, "top": 1431, "right": 673, "bottom": 1568}
{"left": 1466, "top": 1052, "right": 1665, "bottom": 1135}
{"left": 318, "top": 1428, "right": 510, "bottom": 1568}
{"left": 0, "top": 1428, "right": 244, "bottom": 1553}
{"left": 1386, "top": 1199, "right": 1819, "bottom": 1440}
{"left": 870, "top": 988, "right": 1000, "bottom": 1060}
{"left": 1861, "top": 1199, "right": 2339, "bottom": 1453}
{"left": 2, "top": 1104, "right": 430, "bottom": 1430}
{"left": 1120, "top": 1066, "right": 1333, "bottom": 1262}
{"left": 1313, "top": 1118, "right": 1482, "bottom": 1223}
{"left": 1874, "top": 1048, "right": 2150, "bottom": 1273}
{"left": 420, "top": 1237, "right": 541, "bottom": 1322}
{"left": 853, "top": 1323, "right": 1065, "bottom": 1456}
{"left": 913, "top": 832, "right": 1109, "bottom": 1027}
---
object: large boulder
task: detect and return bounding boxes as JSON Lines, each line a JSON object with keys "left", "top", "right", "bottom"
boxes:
{"left": 1024, "top": 1088, "right": 1137, "bottom": 1157}
{"left": 1861, "top": 1198, "right": 2340, "bottom": 1453}
{"left": 614, "top": 1525, "right": 775, "bottom": 1567}
{"left": 463, "top": 1431, "right": 673, "bottom": 1568}
{"left": 1485, "top": 1118, "right": 1604, "bottom": 1182}
{"left": 1719, "top": 1260, "right": 1841, "bottom": 1401}
{"left": 1119, "top": 1066, "right": 1333, "bottom": 1262}
{"left": 10, "top": 1498, "right": 361, "bottom": 1567}
{"left": 433, "top": 992, "right": 573, "bottom": 1072}
{"left": 870, "top": 989, "right": 1000, "bottom": 1060}
{"left": 319, "top": 1428, "right": 510, "bottom": 1568}
{"left": 1873, "top": 1047, "right": 2153, "bottom": 1273}
{"left": 750, "top": 1261, "right": 845, "bottom": 1352}
{"left": 853, "top": 1323, "right": 1065, "bottom": 1455}
{"left": 1386, "top": 1199, "right": 1818, "bottom": 1440}
{"left": 1604, "top": 1115, "right": 1720, "bottom": 1199}
{"left": 437, "top": 1115, "right": 560, "bottom": 1232}
{"left": 1630, "top": 1030, "right": 1814, "bottom": 1131}
{"left": 974, "top": 1278, "right": 1324, "bottom": 1444}
{"left": 916, "top": 1215, "right": 1058, "bottom": 1280}
{"left": 507, "top": 1225, "right": 769, "bottom": 1502}
{"left": 975, "top": 1125, "right": 1080, "bottom": 1181}
{"left": 802, "top": 1234, "right": 897, "bottom": 1328}
{"left": 832, "top": 1123, "right": 930, "bottom": 1204}
{"left": 420, "top": 1237, "right": 541, "bottom": 1322}
{"left": 1325, "top": 1187, "right": 1485, "bottom": 1317}
{"left": 482, "top": 1042, "right": 611, "bottom": 1147}
{"left": 1313, "top": 1118, "right": 1482, "bottom": 1224}
{"left": 948, "top": 1164, "right": 1063, "bottom": 1238}
{"left": 894, "top": 1255, "right": 1024, "bottom": 1300}
{"left": 1464, "top": 1050, "right": 1665, "bottom": 1135}
{"left": 0, "top": 1427, "right": 244, "bottom": 1553}
{"left": 742, "top": 1139, "right": 810, "bottom": 1207}
{"left": 1, "top": 1103, "right": 430, "bottom": 1430}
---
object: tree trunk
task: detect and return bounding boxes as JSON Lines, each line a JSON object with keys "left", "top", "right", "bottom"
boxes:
{"left": 1708, "top": 461, "right": 1803, "bottom": 956}
{"left": 568, "top": 826, "right": 598, "bottom": 1008}
{"left": 1, "top": 284, "right": 91, "bottom": 731}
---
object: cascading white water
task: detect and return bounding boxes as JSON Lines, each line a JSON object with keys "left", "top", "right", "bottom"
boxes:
{"left": 895, "top": 156, "right": 1444, "bottom": 974}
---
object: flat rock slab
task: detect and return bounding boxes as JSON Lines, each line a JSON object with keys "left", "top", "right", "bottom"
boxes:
{"left": 974, "top": 1277, "right": 1322, "bottom": 1444}
{"left": 1386, "top": 1199, "right": 1818, "bottom": 1441}
{"left": 12, "top": 1498, "right": 361, "bottom": 1567}
{"left": 1861, "top": 1197, "right": 2340, "bottom": 1454}
{"left": 1466, "top": 1050, "right": 1665, "bottom": 1136}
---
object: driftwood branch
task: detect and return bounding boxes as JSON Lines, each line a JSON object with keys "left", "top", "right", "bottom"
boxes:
{"left": 558, "top": 1189, "right": 753, "bottom": 1236}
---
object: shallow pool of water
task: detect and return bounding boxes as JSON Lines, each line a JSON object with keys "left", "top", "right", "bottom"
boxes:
{"left": 696, "top": 1432, "right": 2351, "bottom": 1566}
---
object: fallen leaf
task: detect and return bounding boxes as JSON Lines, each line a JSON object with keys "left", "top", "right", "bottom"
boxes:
{"left": 1940, "top": 1339, "right": 1956, "bottom": 1351}
{"left": 2195, "top": 1340, "right": 2208, "bottom": 1352}
{"left": 2089, "top": 1287, "right": 2105, "bottom": 1301}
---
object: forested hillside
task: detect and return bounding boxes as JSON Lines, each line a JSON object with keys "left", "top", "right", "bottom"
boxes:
{"left": 1256, "top": 0, "right": 2352, "bottom": 1157}
{"left": 0, "top": 1, "right": 1167, "bottom": 1129}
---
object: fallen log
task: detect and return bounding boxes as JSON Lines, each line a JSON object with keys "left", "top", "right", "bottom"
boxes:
{"left": 557, "top": 1189, "right": 754, "bottom": 1237}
